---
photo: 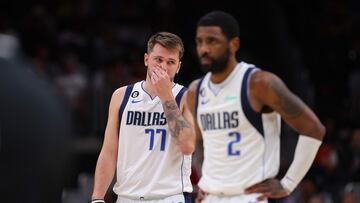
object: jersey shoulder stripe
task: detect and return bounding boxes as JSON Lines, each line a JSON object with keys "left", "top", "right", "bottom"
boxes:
{"left": 195, "top": 77, "right": 205, "bottom": 118}
{"left": 175, "top": 86, "right": 187, "bottom": 106}
{"left": 241, "top": 67, "right": 264, "bottom": 136}
{"left": 118, "top": 84, "right": 134, "bottom": 129}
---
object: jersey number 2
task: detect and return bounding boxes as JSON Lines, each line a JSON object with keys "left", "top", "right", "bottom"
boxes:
{"left": 145, "top": 128, "right": 166, "bottom": 151}
{"left": 228, "top": 132, "right": 241, "bottom": 156}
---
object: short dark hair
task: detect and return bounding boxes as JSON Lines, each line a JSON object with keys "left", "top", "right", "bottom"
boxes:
{"left": 197, "top": 11, "right": 239, "bottom": 40}
{"left": 147, "top": 32, "right": 184, "bottom": 59}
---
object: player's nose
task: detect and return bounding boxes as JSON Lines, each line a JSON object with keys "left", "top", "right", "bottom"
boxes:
{"left": 197, "top": 44, "right": 210, "bottom": 56}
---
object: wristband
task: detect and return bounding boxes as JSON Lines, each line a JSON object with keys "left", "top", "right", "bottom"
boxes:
{"left": 91, "top": 199, "right": 105, "bottom": 203}
{"left": 280, "top": 135, "right": 322, "bottom": 193}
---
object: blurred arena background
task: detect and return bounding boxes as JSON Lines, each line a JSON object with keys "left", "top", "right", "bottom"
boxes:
{"left": 0, "top": 0, "right": 359, "bottom": 202}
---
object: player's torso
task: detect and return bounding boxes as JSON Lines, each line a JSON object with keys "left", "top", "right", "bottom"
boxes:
{"left": 114, "top": 81, "right": 192, "bottom": 200}
{"left": 196, "top": 62, "right": 281, "bottom": 195}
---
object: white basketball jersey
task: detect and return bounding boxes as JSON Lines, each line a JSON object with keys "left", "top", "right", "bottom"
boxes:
{"left": 113, "top": 81, "right": 192, "bottom": 200}
{"left": 196, "top": 62, "right": 281, "bottom": 195}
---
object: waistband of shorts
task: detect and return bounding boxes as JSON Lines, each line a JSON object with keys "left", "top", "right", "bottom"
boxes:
{"left": 118, "top": 192, "right": 189, "bottom": 201}
{"left": 206, "top": 190, "right": 245, "bottom": 196}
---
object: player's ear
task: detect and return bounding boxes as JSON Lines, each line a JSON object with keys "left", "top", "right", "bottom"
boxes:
{"left": 230, "top": 37, "right": 240, "bottom": 53}
{"left": 176, "top": 61, "right": 181, "bottom": 74}
{"left": 144, "top": 53, "right": 149, "bottom": 67}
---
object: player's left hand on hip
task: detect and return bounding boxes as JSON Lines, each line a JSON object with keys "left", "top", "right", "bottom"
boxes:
{"left": 244, "top": 178, "right": 289, "bottom": 201}
{"left": 195, "top": 188, "right": 208, "bottom": 203}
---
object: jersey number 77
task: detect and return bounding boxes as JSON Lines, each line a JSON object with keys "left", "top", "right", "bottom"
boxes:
{"left": 145, "top": 128, "right": 166, "bottom": 151}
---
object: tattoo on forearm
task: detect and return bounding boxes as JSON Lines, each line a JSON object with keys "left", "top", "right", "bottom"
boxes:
{"left": 270, "top": 79, "right": 305, "bottom": 118}
{"left": 163, "top": 100, "right": 190, "bottom": 137}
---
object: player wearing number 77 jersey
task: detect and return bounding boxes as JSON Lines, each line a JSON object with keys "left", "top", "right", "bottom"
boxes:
{"left": 186, "top": 11, "right": 326, "bottom": 203}
{"left": 91, "top": 32, "right": 195, "bottom": 203}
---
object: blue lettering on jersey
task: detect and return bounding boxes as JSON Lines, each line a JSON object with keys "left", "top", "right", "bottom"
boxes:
{"left": 126, "top": 111, "right": 167, "bottom": 126}
{"left": 146, "top": 128, "right": 166, "bottom": 151}
{"left": 200, "top": 111, "right": 239, "bottom": 131}
{"left": 153, "top": 112, "right": 160, "bottom": 125}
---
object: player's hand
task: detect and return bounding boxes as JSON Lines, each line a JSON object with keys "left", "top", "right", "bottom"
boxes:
{"left": 150, "top": 65, "right": 173, "bottom": 101}
{"left": 244, "top": 178, "right": 289, "bottom": 201}
{"left": 195, "top": 188, "right": 208, "bottom": 203}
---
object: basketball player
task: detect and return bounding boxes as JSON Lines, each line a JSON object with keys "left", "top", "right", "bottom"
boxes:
{"left": 186, "top": 11, "right": 326, "bottom": 203}
{"left": 91, "top": 32, "right": 195, "bottom": 203}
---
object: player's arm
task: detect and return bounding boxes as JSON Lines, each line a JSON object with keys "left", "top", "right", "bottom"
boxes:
{"left": 187, "top": 79, "right": 204, "bottom": 171}
{"left": 250, "top": 70, "right": 325, "bottom": 140}
{"left": 187, "top": 79, "right": 207, "bottom": 202}
{"left": 245, "top": 71, "right": 326, "bottom": 200}
{"left": 161, "top": 91, "right": 195, "bottom": 155}
{"left": 151, "top": 66, "right": 195, "bottom": 155}
{"left": 186, "top": 79, "right": 204, "bottom": 145}
{"left": 178, "top": 91, "right": 196, "bottom": 153}
{"left": 91, "top": 87, "right": 125, "bottom": 201}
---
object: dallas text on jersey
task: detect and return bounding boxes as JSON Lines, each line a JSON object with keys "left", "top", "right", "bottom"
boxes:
{"left": 126, "top": 110, "right": 167, "bottom": 126}
{"left": 199, "top": 111, "right": 239, "bottom": 131}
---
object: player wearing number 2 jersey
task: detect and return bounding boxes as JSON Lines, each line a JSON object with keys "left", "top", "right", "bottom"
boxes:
{"left": 186, "top": 11, "right": 326, "bottom": 203}
{"left": 91, "top": 32, "right": 195, "bottom": 203}
{"left": 195, "top": 62, "right": 281, "bottom": 197}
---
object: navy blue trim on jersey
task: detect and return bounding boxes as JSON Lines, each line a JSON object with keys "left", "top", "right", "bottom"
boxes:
{"left": 268, "top": 198, "right": 280, "bottom": 203}
{"left": 118, "top": 84, "right": 134, "bottom": 131}
{"left": 241, "top": 68, "right": 264, "bottom": 136}
{"left": 195, "top": 77, "right": 205, "bottom": 119}
{"left": 141, "top": 81, "right": 156, "bottom": 100}
{"left": 183, "top": 192, "right": 192, "bottom": 203}
{"left": 175, "top": 86, "right": 187, "bottom": 107}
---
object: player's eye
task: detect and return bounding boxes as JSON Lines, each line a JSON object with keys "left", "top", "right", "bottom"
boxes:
{"left": 168, "top": 61, "right": 176, "bottom": 65}
{"left": 155, "top": 58, "right": 162, "bottom": 63}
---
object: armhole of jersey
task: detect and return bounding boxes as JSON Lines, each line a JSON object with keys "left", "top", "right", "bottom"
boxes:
{"left": 118, "top": 84, "right": 134, "bottom": 133}
{"left": 241, "top": 67, "right": 264, "bottom": 136}
{"left": 175, "top": 86, "right": 187, "bottom": 107}
{"left": 195, "top": 77, "right": 205, "bottom": 119}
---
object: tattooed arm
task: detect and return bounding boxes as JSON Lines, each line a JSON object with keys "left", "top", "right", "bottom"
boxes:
{"left": 162, "top": 92, "right": 195, "bottom": 155}
{"left": 149, "top": 66, "right": 195, "bottom": 155}
{"left": 249, "top": 70, "right": 325, "bottom": 140}
{"left": 244, "top": 70, "right": 326, "bottom": 200}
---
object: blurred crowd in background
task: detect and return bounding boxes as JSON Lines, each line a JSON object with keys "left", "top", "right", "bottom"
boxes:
{"left": 0, "top": 0, "right": 359, "bottom": 202}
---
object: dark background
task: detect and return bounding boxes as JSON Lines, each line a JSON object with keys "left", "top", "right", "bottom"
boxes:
{"left": 0, "top": 0, "right": 359, "bottom": 202}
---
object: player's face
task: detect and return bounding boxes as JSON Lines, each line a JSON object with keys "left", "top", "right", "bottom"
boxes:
{"left": 196, "top": 26, "right": 231, "bottom": 74}
{"left": 144, "top": 43, "right": 181, "bottom": 82}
